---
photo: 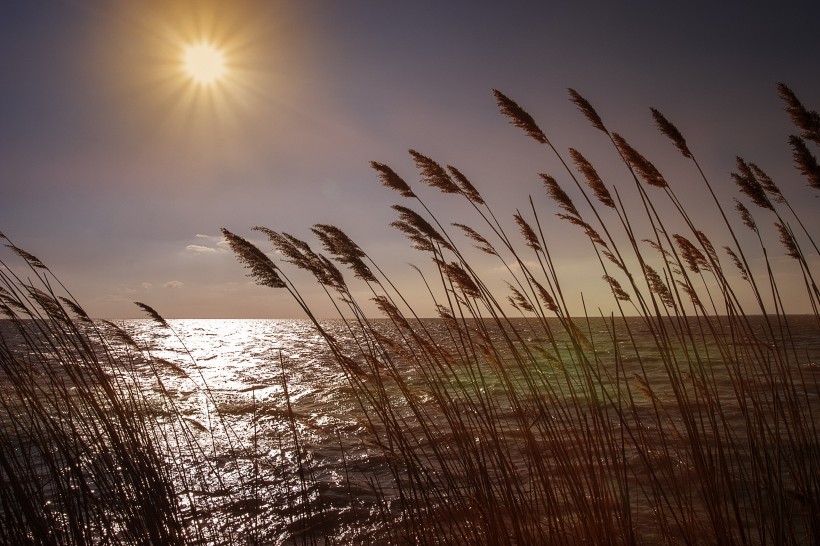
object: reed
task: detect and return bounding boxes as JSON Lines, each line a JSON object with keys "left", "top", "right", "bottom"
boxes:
{"left": 223, "top": 82, "right": 819, "bottom": 544}
{"left": 0, "top": 82, "right": 816, "bottom": 545}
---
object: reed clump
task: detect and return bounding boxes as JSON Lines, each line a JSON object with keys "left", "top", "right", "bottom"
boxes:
{"left": 223, "top": 82, "right": 819, "bottom": 544}
{"left": 0, "top": 82, "right": 817, "bottom": 545}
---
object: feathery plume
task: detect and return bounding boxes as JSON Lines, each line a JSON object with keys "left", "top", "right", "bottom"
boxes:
{"left": 391, "top": 205, "right": 452, "bottom": 252}
{"left": 221, "top": 228, "right": 286, "bottom": 289}
{"left": 777, "top": 82, "right": 820, "bottom": 145}
{"left": 677, "top": 280, "right": 701, "bottom": 306}
{"left": 435, "top": 259, "right": 482, "bottom": 299}
{"left": 541, "top": 174, "right": 579, "bottom": 217}
{"left": 732, "top": 157, "right": 773, "bottom": 210}
{"left": 135, "top": 302, "right": 169, "bottom": 328}
{"left": 447, "top": 165, "right": 485, "bottom": 205}
{"left": 391, "top": 221, "right": 435, "bottom": 253}
{"left": 493, "top": 89, "right": 548, "bottom": 144}
{"left": 102, "top": 320, "right": 139, "bottom": 348}
{"left": 514, "top": 212, "right": 542, "bottom": 252}
{"left": 650, "top": 108, "right": 692, "bottom": 158}
{"left": 531, "top": 279, "right": 559, "bottom": 313}
{"left": 603, "top": 275, "right": 631, "bottom": 301}
{"left": 558, "top": 214, "right": 607, "bottom": 247}
{"left": 734, "top": 200, "right": 757, "bottom": 232}
{"left": 256, "top": 227, "right": 347, "bottom": 288}
{"left": 372, "top": 295, "right": 410, "bottom": 329}
{"left": 370, "top": 161, "right": 415, "bottom": 198}
{"left": 749, "top": 163, "right": 785, "bottom": 203}
{"left": 26, "top": 285, "right": 64, "bottom": 319}
{"left": 453, "top": 223, "right": 496, "bottom": 255}
{"left": 643, "top": 265, "right": 676, "bottom": 308}
{"left": 7, "top": 245, "right": 47, "bottom": 269}
{"left": 569, "top": 148, "right": 614, "bottom": 208}
{"left": 775, "top": 222, "right": 800, "bottom": 259}
{"left": 507, "top": 283, "right": 535, "bottom": 313}
{"left": 602, "top": 249, "right": 626, "bottom": 272}
{"left": 568, "top": 88, "right": 607, "bottom": 133}
{"left": 58, "top": 297, "right": 92, "bottom": 324}
{"left": 724, "top": 246, "right": 749, "bottom": 281}
{"left": 674, "top": 234, "right": 709, "bottom": 273}
{"left": 612, "top": 133, "right": 668, "bottom": 188}
{"left": 788, "top": 135, "right": 820, "bottom": 191}
{"left": 311, "top": 224, "right": 376, "bottom": 283}
{"left": 409, "top": 150, "right": 460, "bottom": 194}
{"left": 694, "top": 230, "right": 719, "bottom": 266}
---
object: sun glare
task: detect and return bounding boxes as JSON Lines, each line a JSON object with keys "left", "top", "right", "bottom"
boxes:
{"left": 183, "top": 43, "right": 226, "bottom": 85}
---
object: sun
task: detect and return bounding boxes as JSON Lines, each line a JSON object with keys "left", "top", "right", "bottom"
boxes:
{"left": 182, "top": 43, "right": 226, "bottom": 85}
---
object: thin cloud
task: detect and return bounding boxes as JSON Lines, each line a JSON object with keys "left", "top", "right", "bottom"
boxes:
{"left": 186, "top": 244, "right": 219, "bottom": 254}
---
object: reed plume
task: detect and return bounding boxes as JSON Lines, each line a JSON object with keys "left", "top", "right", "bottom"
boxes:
{"left": 493, "top": 89, "right": 548, "bottom": 144}
{"left": 569, "top": 148, "right": 614, "bottom": 208}
{"left": 650, "top": 107, "right": 692, "bottom": 158}
{"left": 220, "top": 228, "right": 286, "bottom": 288}
{"left": 568, "top": 88, "right": 607, "bottom": 133}
{"left": 777, "top": 82, "right": 820, "bottom": 145}
{"left": 788, "top": 135, "right": 820, "bottom": 190}
{"left": 611, "top": 133, "right": 668, "bottom": 188}
{"left": 371, "top": 160, "right": 417, "bottom": 198}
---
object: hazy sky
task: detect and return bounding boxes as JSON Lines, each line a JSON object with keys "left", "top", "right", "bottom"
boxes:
{"left": 2, "top": 1, "right": 819, "bottom": 318}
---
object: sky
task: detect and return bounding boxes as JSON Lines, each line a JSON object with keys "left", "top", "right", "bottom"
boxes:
{"left": 1, "top": 1, "right": 819, "bottom": 318}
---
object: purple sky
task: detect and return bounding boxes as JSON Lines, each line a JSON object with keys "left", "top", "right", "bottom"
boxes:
{"left": 2, "top": 1, "right": 819, "bottom": 318}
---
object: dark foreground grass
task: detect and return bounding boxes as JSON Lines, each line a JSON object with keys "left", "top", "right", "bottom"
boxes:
{"left": 1, "top": 83, "right": 818, "bottom": 544}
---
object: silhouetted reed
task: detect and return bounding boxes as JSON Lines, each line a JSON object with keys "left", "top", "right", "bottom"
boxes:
{"left": 0, "top": 82, "right": 817, "bottom": 545}
{"left": 222, "top": 82, "right": 819, "bottom": 544}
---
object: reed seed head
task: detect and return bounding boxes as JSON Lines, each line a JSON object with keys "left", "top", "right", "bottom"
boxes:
{"left": 311, "top": 224, "right": 376, "bottom": 283}
{"left": 777, "top": 82, "right": 820, "bottom": 146}
{"left": 453, "top": 223, "right": 496, "bottom": 255}
{"left": 568, "top": 88, "right": 607, "bottom": 133}
{"left": 788, "top": 135, "right": 820, "bottom": 191}
{"left": 221, "top": 228, "right": 286, "bottom": 289}
{"left": 674, "top": 234, "right": 709, "bottom": 273}
{"left": 724, "top": 246, "right": 749, "bottom": 281}
{"left": 650, "top": 108, "right": 692, "bottom": 158}
{"left": 409, "top": 150, "right": 460, "bottom": 194}
{"left": 732, "top": 157, "right": 773, "bottom": 210}
{"left": 643, "top": 264, "right": 676, "bottom": 308}
{"left": 569, "top": 148, "right": 614, "bottom": 208}
{"left": 612, "top": 133, "right": 668, "bottom": 188}
{"left": 775, "top": 222, "right": 800, "bottom": 259}
{"left": 7, "top": 245, "right": 47, "bottom": 269}
{"left": 134, "top": 301, "right": 169, "bottom": 328}
{"left": 541, "top": 174, "right": 579, "bottom": 217}
{"left": 603, "top": 274, "right": 631, "bottom": 301}
{"left": 749, "top": 163, "right": 784, "bottom": 203}
{"left": 493, "top": 89, "right": 548, "bottom": 144}
{"left": 371, "top": 161, "right": 416, "bottom": 198}
{"left": 391, "top": 205, "right": 452, "bottom": 252}
{"left": 734, "top": 200, "right": 757, "bottom": 232}
{"left": 514, "top": 212, "right": 542, "bottom": 252}
{"left": 447, "top": 165, "right": 485, "bottom": 205}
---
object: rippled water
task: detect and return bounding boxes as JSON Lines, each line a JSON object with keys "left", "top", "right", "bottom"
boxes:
{"left": 3, "top": 316, "right": 818, "bottom": 544}
{"left": 101, "top": 316, "right": 820, "bottom": 544}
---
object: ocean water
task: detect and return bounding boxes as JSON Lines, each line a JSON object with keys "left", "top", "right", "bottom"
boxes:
{"left": 2, "top": 316, "right": 819, "bottom": 544}
{"left": 110, "top": 316, "right": 820, "bottom": 544}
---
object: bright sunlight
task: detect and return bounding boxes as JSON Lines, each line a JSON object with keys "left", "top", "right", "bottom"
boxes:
{"left": 183, "top": 43, "right": 226, "bottom": 85}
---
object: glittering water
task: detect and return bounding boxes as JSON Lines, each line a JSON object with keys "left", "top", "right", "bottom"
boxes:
{"left": 100, "top": 316, "right": 820, "bottom": 544}
{"left": 4, "top": 316, "right": 818, "bottom": 544}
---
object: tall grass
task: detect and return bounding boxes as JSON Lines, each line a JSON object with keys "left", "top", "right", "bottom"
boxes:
{"left": 222, "top": 82, "right": 819, "bottom": 544}
{"left": 0, "top": 82, "right": 817, "bottom": 544}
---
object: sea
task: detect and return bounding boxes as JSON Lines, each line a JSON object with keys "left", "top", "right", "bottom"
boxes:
{"left": 2, "top": 316, "right": 819, "bottom": 544}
